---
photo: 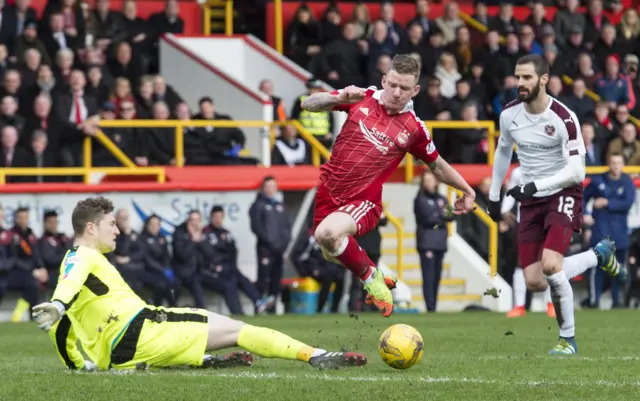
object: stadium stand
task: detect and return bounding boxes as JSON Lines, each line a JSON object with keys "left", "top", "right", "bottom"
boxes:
{"left": 1, "top": 0, "right": 640, "bottom": 319}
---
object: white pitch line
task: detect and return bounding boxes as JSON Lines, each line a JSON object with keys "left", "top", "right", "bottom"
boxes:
{"left": 191, "top": 371, "right": 640, "bottom": 388}
{"left": 449, "top": 355, "right": 640, "bottom": 362}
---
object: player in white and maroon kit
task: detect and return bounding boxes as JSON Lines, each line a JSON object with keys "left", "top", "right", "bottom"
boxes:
{"left": 301, "top": 55, "right": 476, "bottom": 317}
{"left": 487, "top": 55, "right": 625, "bottom": 355}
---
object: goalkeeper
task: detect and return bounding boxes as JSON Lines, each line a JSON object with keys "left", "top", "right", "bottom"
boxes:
{"left": 33, "top": 196, "right": 366, "bottom": 371}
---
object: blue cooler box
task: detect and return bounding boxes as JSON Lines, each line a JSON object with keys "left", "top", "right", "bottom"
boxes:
{"left": 289, "top": 278, "right": 336, "bottom": 314}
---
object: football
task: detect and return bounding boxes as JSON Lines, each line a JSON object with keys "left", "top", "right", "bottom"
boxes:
{"left": 378, "top": 324, "right": 424, "bottom": 369}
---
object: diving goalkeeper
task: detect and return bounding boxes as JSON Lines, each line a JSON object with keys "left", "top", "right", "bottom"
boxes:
{"left": 32, "top": 196, "right": 366, "bottom": 371}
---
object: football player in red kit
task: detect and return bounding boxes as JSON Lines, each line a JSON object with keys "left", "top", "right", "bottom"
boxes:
{"left": 301, "top": 55, "right": 476, "bottom": 316}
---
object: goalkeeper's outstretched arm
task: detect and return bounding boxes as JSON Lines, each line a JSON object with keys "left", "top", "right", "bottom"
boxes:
{"left": 48, "top": 315, "right": 86, "bottom": 370}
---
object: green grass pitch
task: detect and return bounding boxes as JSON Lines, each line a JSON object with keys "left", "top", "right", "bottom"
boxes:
{"left": 1, "top": 310, "right": 638, "bottom": 401}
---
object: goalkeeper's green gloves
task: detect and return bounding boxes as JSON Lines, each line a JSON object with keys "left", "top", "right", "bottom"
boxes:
{"left": 32, "top": 301, "right": 66, "bottom": 332}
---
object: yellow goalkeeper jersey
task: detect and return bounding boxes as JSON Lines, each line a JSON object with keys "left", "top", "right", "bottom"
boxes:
{"left": 48, "top": 245, "right": 147, "bottom": 370}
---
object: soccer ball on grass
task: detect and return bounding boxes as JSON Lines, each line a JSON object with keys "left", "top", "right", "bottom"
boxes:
{"left": 378, "top": 324, "right": 423, "bottom": 369}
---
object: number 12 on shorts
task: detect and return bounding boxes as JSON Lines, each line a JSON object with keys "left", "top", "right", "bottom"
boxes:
{"left": 558, "top": 196, "right": 574, "bottom": 220}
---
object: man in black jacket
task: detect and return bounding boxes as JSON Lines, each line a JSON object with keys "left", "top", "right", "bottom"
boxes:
{"left": 6, "top": 207, "right": 47, "bottom": 309}
{"left": 113, "top": 209, "right": 145, "bottom": 297}
{"left": 171, "top": 210, "right": 207, "bottom": 308}
{"left": 38, "top": 210, "right": 71, "bottom": 290}
{"left": 249, "top": 176, "right": 292, "bottom": 312}
{"left": 414, "top": 170, "right": 452, "bottom": 312}
{"left": 202, "top": 205, "right": 274, "bottom": 315}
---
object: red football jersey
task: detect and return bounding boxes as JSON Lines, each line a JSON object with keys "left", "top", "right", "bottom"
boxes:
{"left": 319, "top": 86, "right": 439, "bottom": 202}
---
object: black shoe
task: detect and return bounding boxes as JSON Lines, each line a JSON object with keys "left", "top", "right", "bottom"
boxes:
{"left": 201, "top": 351, "right": 253, "bottom": 369}
{"left": 308, "top": 351, "right": 367, "bottom": 370}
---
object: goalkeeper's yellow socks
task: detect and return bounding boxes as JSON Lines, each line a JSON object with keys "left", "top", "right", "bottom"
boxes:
{"left": 237, "top": 324, "right": 324, "bottom": 362}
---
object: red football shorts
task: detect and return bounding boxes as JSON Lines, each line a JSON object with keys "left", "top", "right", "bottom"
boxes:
{"left": 517, "top": 186, "right": 583, "bottom": 268}
{"left": 313, "top": 184, "right": 382, "bottom": 237}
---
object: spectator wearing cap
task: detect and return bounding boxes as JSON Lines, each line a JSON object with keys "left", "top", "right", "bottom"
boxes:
{"left": 538, "top": 24, "right": 556, "bottom": 48}
{"left": 13, "top": 21, "right": 51, "bottom": 66}
{"left": 552, "top": 0, "right": 585, "bottom": 48}
{"left": 594, "top": 54, "right": 635, "bottom": 110}
{"left": 555, "top": 25, "right": 588, "bottom": 73}
{"left": 583, "top": 0, "right": 609, "bottom": 49}
{"left": 291, "top": 79, "right": 334, "bottom": 150}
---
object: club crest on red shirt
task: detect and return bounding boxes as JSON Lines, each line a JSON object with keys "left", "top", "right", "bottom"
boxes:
{"left": 397, "top": 131, "right": 409, "bottom": 145}
{"left": 544, "top": 125, "right": 555, "bottom": 136}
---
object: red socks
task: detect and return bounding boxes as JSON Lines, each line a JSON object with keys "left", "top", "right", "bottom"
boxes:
{"left": 333, "top": 236, "right": 374, "bottom": 280}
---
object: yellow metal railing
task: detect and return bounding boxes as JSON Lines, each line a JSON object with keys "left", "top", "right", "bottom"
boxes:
{"left": 202, "top": 0, "right": 234, "bottom": 36}
{"left": 383, "top": 206, "right": 405, "bottom": 281}
{"left": 585, "top": 166, "right": 640, "bottom": 174}
{"left": 0, "top": 129, "right": 166, "bottom": 184}
{"left": 447, "top": 187, "right": 498, "bottom": 277}
{"left": 404, "top": 120, "right": 497, "bottom": 183}
{"left": 0, "top": 166, "right": 165, "bottom": 185}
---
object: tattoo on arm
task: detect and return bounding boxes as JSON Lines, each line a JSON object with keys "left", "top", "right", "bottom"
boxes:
{"left": 301, "top": 92, "right": 339, "bottom": 112}
{"left": 428, "top": 158, "right": 442, "bottom": 175}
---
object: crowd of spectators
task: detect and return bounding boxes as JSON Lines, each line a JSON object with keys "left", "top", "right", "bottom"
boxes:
{"left": 284, "top": 0, "right": 640, "bottom": 166}
{"left": 0, "top": 0, "right": 257, "bottom": 182}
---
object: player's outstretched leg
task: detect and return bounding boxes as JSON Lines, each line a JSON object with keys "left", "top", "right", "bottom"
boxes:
{"left": 559, "top": 238, "right": 626, "bottom": 283}
{"left": 207, "top": 312, "right": 367, "bottom": 369}
{"left": 315, "top": 212, "right": 394, "bottom": 317}
{"left": 592, "top": 238, "right": 627, "bottom": 284}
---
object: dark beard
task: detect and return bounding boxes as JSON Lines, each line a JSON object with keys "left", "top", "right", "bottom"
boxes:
{"left": 518, "top": 78, "right": 541, "bottom": 103}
